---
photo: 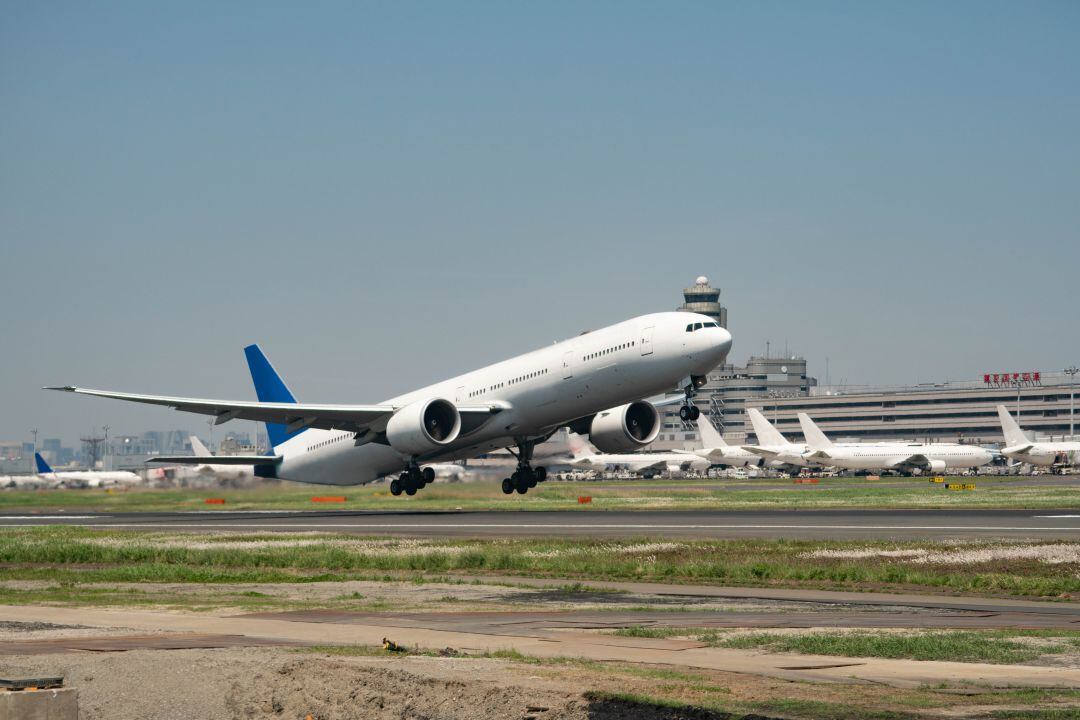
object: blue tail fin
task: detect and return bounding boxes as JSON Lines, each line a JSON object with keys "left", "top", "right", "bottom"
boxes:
{"left": 34, "top": 452, "right": 54, "bottom": 474}
{"left": 244, "top": 344, "right": 305, "bottom": 449}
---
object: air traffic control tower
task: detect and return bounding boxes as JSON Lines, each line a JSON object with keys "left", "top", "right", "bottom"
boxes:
{"left": 677, "top": 276, "right": 727, "bottom": 329}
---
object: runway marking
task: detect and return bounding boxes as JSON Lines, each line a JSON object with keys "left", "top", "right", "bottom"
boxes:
{"left": 2, "top": 522, "right": 1077, "bottom": 531}
{"left": 0, "top": 515, "right": 99, "bottom": 520}
{"left": 1036, "top": 515, "right": 1080, "bottom": 518}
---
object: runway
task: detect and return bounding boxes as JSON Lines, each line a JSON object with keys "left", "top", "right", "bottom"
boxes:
{"left": 3, "top": 508, "right": 1080, "bottom": 539}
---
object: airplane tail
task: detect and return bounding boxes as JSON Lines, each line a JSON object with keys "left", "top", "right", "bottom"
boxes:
{"left": 34, "top": 452, "right": 54, "bottom": 474}
{"left": 189, "top": 435, "right": 212, "bottom": 458}
{"left": 567, "top": 432, "right": 597, "bottom": 460}
{"left": 695, "top": 416, "right": 727, "bottom": 448}
{"left": 798, "top": 413, "right": 833, "bottom": 451}
{"left": 244, "top": 344, "right": 307, "bottom": 452}
{"left": 746, "top": 408, "right": 789, "bottom": 447}
{"left": 997, "top": 405, "right": 1029, "bottom": 447}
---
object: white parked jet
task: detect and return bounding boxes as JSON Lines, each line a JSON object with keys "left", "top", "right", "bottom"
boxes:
{"left": 181, "top": 436, "right": 254, "bottom": 482}
{"left": 48, "top": 312, "right": 731, "bottom": 496}
{"left": 742, "top": 408, "right": 811, "bottom": 469}
{"left": 32, "top": 453, "right": 141, "bottom": 488}
{"left": 692, "top": 416, "right": 763, "bottom": 468}
{"left": 566, "top": 432, "right": 709, "bottom": 477}
{"left": 798, "top": 413, "right": 992, "bottom": 474}
{"left": 997, "top": 405, "right": 1080, "bottom": 467}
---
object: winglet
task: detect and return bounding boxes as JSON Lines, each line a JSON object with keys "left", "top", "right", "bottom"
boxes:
{"left": 43, "top": 386, "right": 77, "bottom": 392}
{"left": 243, "top": 344, "right": 304, "bottom": 449}
{"left": 34, "top": 452, "right": 54, "bottom": 474}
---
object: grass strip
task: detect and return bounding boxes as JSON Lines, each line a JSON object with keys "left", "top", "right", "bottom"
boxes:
{"left": 2, "top": 527, "right": 1079, "bottom": 599}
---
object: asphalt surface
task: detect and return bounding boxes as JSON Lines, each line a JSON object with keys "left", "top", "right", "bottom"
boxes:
{"left": 3, "top": 508, "right": 1080, "bottom": 539}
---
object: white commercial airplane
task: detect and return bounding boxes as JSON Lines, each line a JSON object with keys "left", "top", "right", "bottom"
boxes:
{"left": 998, "top": 405, "right": 1080, "bottom": 467}
{"left": 566, "top": 432, "right": 710, "bottom": 477}
{"left": 32, "top": 453, "right": 141, "bottom": 488}
{"left": 742, "top": 408, "right": 811, "bottom": 470}
{"left": 182, "top": 436, "right": 254, "bottom": 482}
{"left": 692, "top": 416, "right": 764, "bottom": 468}
{"left": 798, "top": 413, "right": 992, "bottom": 474}
{"left": 48, "top": 312, "right": 732, "bottom": 496}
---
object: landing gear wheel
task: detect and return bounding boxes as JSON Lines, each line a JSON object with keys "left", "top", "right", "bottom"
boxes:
{"left": 390, "top": 479, "right": 403, "bottom": 496}
{"left": 690, "top": 405, "right": 701, "bottom": 421}
{"left": 679, "top": 405, "right": 691, "bottom": 422}
{"left": 501, "top": 477, "right": 514, "bottom": 494}
{"left": 535, "top": 466, "right": 547, "bottom": 482}
{"left": 513, "top": 472, "right": 529, "bottom": 494}
{"left": 405, "top": 485, "right": 417, "bottom": 496}
{"left": 527, "top": 473, "right": 537, "bottom": 488}
{"left": 422, "top": 467, "right": 435, "bottom": 485}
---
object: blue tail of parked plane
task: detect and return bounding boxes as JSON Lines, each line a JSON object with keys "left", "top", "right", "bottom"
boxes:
{"left": 34, "top": 452, "right": 54, "bottom": 474}
{"left": 243, "top": 344, "right": 306, "bottom": 450}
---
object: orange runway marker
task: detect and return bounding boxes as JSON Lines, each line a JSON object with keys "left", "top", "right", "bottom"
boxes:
{"left": 311, "top": 496, "right": 347, "bottom": 503}
{"left": 204, "top": 498, "right": 226, "bottom": 505}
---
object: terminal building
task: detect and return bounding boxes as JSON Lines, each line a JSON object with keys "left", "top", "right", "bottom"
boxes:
{"left": 745, "top": 374, "right": 1079, "bottom": 446}
{"left": 653, "top": 276, "right": 1077, "bottom": 450}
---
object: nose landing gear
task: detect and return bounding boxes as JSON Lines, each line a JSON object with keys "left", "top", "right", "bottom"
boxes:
{"left": 679, "top": 378, "right": 703, "bottom": 422}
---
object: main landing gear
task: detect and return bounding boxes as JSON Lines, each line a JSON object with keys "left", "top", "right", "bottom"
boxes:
{"left": 501, "top": 439, "right": 548, "bottom": 495}
{"left": 389, "top": 464, "right": 436, "bottom": 496}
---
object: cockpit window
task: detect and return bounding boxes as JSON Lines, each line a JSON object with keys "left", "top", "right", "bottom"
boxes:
{"left": 685, "top": 324, "right": 693, "bottom": 332}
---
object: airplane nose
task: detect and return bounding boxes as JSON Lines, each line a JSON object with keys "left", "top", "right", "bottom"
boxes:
{"left": 712, "top": 326, "right": 733, "bottom": 361}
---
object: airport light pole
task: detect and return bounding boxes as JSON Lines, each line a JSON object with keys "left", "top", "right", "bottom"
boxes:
{"left": 1066, "top": 366, "right": 1079, "bottom": 440}
{"left": 102, "top": 425, "right": 110, "bottom": 471}
{"left": 30, "top": 429, "right": 38, "bottom": 473}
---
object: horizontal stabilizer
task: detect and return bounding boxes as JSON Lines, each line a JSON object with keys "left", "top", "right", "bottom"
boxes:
{"left": 743, "top": 446, "right": 778, "bottom": 457}
{"left": 148, "top": 455, "right": 283, "bottom": 466}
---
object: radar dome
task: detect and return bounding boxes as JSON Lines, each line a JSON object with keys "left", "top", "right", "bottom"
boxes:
{"left": 695, "top": 275, "right": 708, "bottom": 285}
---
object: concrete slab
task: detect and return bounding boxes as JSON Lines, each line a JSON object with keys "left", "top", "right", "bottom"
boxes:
{"left": 0, "top": 687, "right": 78, "bottom": 720}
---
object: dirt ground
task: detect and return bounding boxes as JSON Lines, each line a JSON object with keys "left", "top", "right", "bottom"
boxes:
{"left": 4, "top": 646, "right": 747, "bottom": 720}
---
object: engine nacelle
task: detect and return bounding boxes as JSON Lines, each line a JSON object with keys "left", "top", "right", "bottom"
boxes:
{"left": 927, "top": 459, "right": 947, "bottom": 473}
{"left": 588, "top": 401, "right": 661, "bottom": 453}
{"left": 385, "top": 398, "right": 462, "bottom": 456}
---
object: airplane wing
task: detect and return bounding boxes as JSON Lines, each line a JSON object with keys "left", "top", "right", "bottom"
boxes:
{"left": 1006, "top": 444, "right": 1035, "bottom": 455}
{"left": 148, "top": 454, "right": 283, "bottom": 466}
{"left": 45, "top": 386, "right": 502, "bottom": 436}
{"left": 888, "top": 454, "right": 930, "bottom": 470}
{"left": 742, "top": 446, "right": 779, "bottom": 457}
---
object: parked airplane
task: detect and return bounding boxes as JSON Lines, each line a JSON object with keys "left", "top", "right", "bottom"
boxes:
{"left": 997, "top": 405, "right": 1080, "bottom": 467}
{"left": 742, "top": 408, "right": 811, "bottom": 470}
{"left": 32, "top": 452, "right": 141, "bottom": 488}
{"left": 566, "top": 432, "right": 709, "bottom": 477}
{"left": 184, "top": 436, "right": 254, "bottom": 482}
{"left": 798, "top": 413, "right": 992, "bottom": 473}
{"left": 48, "top": 312, "right": 732, "bottom": 496}
{"left": 692, "top": 416, "right": 764, "bottom": 468}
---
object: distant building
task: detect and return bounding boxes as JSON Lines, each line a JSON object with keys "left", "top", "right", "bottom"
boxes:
{"left": 746, "top": 372, "right": 1080, "bottom": 445}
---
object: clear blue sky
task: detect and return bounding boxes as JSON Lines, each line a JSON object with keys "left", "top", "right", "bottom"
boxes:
{"left": 2, "top": 2, "right": 1078, "bottom": 445}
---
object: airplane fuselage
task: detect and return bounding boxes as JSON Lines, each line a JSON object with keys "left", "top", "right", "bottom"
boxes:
{"left": 274, "top": 312, "right": 730, "bottom": 485}
{"left": 813, "top": 443, "right": 993, "bottom": 471}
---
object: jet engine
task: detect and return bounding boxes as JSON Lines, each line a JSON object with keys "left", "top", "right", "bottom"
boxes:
{"left": 588, "top": 401, "right": 661, "bottom": 453}
{"left": 386, "top": 398, "right": 462, "bottom": 456}
{"left": 926, "top": 459, "right": 947, "bottom": 473}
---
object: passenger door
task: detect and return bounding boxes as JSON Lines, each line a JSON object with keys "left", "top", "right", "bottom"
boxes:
{"left": 639, "top": 326, "right": 654, "bottom": 356}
